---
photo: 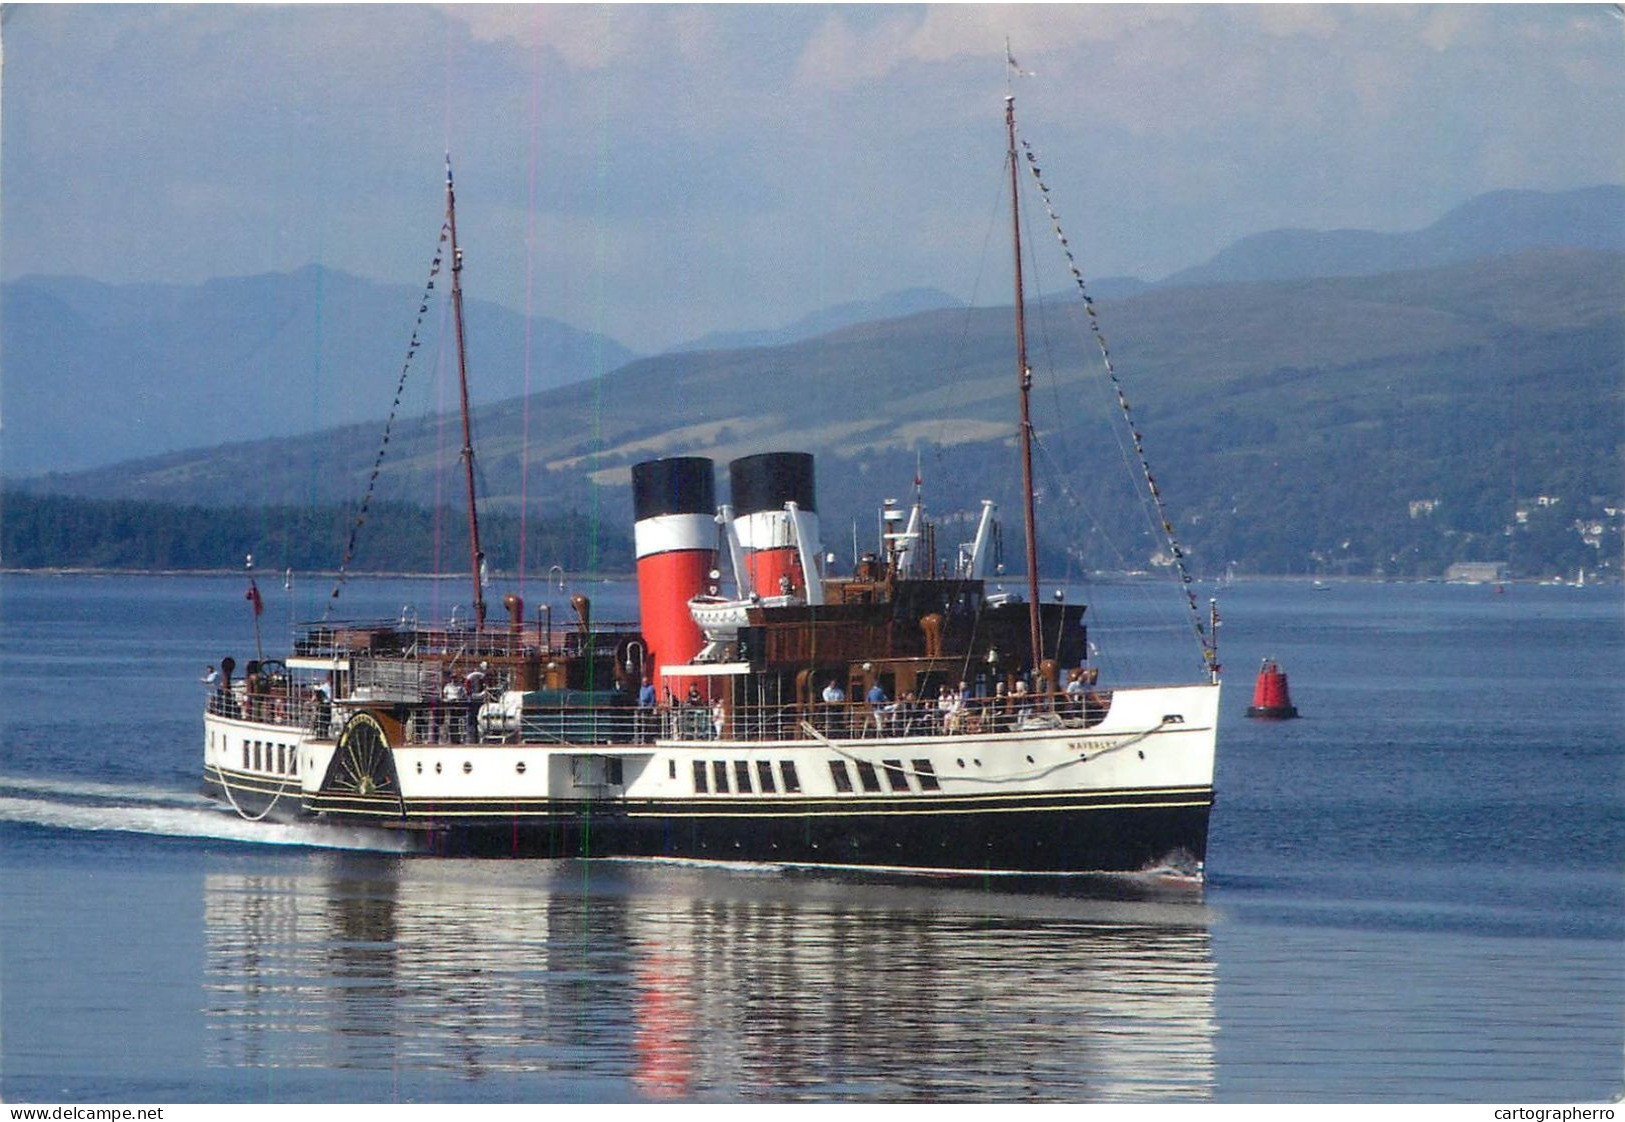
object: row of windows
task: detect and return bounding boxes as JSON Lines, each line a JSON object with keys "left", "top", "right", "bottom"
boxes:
{"left": 692, "top": 759, "right": 802, "bottom": 795}
{"left": 242, "top": 737, "right": 298, "bottom": 777}
{"left": 689, "top": 757, "right": 942, "bottom": 795}
{"left": 829, "top": 758, "right": 941, "bottom": 794}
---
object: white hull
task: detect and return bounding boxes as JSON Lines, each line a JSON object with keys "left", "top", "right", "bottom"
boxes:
{"left": 203, "top": 682, "right": 1217, "bottom": 873}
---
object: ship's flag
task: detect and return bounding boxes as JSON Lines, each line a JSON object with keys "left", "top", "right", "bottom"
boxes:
{"left": 246, "top": 578, "right": 264, "bottom": 617}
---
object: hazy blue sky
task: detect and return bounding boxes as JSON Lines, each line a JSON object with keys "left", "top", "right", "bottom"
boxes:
{"left": 3, "top": 4, "right": 1621, "bottom": 352}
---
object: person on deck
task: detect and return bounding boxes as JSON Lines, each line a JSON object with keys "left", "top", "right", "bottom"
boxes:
{"left": 637, "top": 677, "right": 657, "bottom": 742}
{"left": 463, "top": 662, "right": 489, "bottom": 743}
{"left": 823, "top": 678, "right": 847, "bottom": 736}
{"left": 442, "top": 676, "right": 468, "bottom": 742}
{"left": 866, "top": 681, "right": 890, "bottom": 736}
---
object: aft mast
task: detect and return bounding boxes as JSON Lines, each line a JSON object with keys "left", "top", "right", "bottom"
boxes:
{"left": 445, "top": 155, "right": 488, "bottom": 629}
{"left": 1005, "top": 93, "right": 1046, "bottom": 692}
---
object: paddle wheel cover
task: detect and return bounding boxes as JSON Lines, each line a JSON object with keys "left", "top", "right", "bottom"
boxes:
{"left": 322, "top": 711, "right": 402, "bottom": 799}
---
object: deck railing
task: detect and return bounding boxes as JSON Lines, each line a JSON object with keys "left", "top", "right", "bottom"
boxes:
{"left": 207, "top": 682, "right": 1114, "bottom": 746}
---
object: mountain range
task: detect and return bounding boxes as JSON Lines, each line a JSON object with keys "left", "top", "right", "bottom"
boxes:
{"left": 15, "top": 245, "right": 1620, "bottom": 576}
{"left": 0, "top": 266, "right": 635, "bottom": 476}
{"left": 4, "top": 185, "right": 1618, "bottom": 481}
{"left": 1157, "top": 184, "right": 1625, "bottom": 288}
{"left": 5, "top": 185, "right": 1621, "bottom": 578}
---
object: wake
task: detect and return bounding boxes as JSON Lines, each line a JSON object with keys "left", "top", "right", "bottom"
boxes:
{"left": 0, "top": 774, "right": 417, "bottom": 853}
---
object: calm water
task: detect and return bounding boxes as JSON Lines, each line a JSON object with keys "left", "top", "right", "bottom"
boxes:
{"left": 1, "top": 572, "right": 1619, "bottom": 1103}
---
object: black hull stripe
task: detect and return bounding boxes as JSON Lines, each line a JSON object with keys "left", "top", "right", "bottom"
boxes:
{"left": 299, "top": 790, "right": 1213, "bottom": 820}
{"left": 205, "top": 782, "right": 1211, "bottom": 872}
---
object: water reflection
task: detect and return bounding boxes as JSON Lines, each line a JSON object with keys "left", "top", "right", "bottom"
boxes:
{"left": 204, "top": 857, "right": 1216, "bottom": 1101}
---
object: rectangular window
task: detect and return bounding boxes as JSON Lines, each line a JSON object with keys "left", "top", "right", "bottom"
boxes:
{"left": 277, "top": 744, "right": 287, "bottom": 774}
{"left": 882, "top": 759, "right": 910, "bottom": 792}
{"left": 669, "top": 759, "right": 677, "bottom": 780}
{"left": 693, "top": 760, "right": 709, "bottom": 793}
{"left": 607, "top": 757, "right": 624, "bottom": 785}
{"left": 855, "top": 760, "right": 881, "bottom": 793}
{"left": 253, "top": 741, "right": 262, "bottom": 771}
{"left": 756, "top": 760, "right": 777, "bottom": 793}
{"left": 712, "top": 759, "right": 731, "bottom": 794}
{"left": 829, "top": 760, "right": 854, "bottom": 793}
{"left": 779, "top": 761, "right": 802, "bottom": 793}
{"left": 912, "top": 759, "right": 940, "bottom": 791}
{"left": 733, "top": 760, "right": 753, "bottom": 793}
{"left": 242, "top": 741, "right": 250, "bottom": 769}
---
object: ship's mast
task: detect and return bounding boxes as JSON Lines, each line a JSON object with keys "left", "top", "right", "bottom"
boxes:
{"left": 446, "top": 157, "right": 487, "bottom": 629}
{"left": 1006, "top": 95, "right": 1045, "bottom": 688}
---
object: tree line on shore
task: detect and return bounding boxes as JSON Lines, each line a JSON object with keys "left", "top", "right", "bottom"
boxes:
{"left": 0, "top": 493, "right": 630, "bottom": 576}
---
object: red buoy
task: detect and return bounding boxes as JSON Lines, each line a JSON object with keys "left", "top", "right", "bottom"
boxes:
{"left": 1245, "top": 657, "right": 1299, "bottom": 719}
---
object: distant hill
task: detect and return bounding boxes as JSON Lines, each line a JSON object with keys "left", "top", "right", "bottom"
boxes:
{"left": 671, "top": 287, "right": 964, "bottom": 353}
{"left": 1158, "top": 185, "right": 1624, "bottom": 288}
{"left": 18, "top": 247, "right": 1621, "bottom": 580}
{"left": 0, "top": 265, "right": 637, "bottom": 476}
{"left": 7, "top": 185, "right": 1616, "bottom": 480}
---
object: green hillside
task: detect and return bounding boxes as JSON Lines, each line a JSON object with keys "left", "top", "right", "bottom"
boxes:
{"left": 13, "top": 249, "right": 1622, "bottom": 580}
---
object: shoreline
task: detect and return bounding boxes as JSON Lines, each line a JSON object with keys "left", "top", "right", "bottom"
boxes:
{"left": 1, "top": 567, "right": 1614, "bottom": 587}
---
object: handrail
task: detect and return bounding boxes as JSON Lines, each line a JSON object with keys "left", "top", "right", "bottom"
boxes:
{"left": 289, "top": 619, "right": 643, "bottom": 661}
{"left": 206, "top": 686, "right": 1117, "bottom": 746}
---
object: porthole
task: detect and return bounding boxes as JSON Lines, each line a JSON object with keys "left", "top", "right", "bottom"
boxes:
{"left": 435, "top": 762, "right": 442, "bottom": 774}
{"left": 463, "top": 761, "right": 473, "bottom": 774}
{"left": 956, "top": 758, "right": 965, "bottom": 768}
{"left": 416, "top": 762, "right": 423, "bottom": 774}
{"left": 1026, "top": 754, "right": 1034, "bottom": 764}
{"left": 516, "top": 761, "right": 527, "bottom": 774}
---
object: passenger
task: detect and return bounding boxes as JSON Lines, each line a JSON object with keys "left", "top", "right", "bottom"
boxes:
{"left": 937, "top": 685, "right": 959, "bottom": 734}
{"left": 442, "top": 675, "right": 468, "bottom": 742}
{"left": 312, "top": 682, "right": 332, "bottom": 736}
{"left": 200, "top": 665, "right": 221, "bottom": 713}
{"left": 822, "top": 678, "right": 847, "bottom": 736}
{"left": 896, "top": 691, "right": 917, "bottom": 735}
{"left": 637, "top": 676, "right": 657, "bottom": 742}
{"left": 1013, "top": 678, "right": 1033, "bottom": 723}
{"left": 866, "top": 681, "right": 890, "bottom": 736}
{"left": 1065, "top": 669, "right": 1086, "bottom": 716}
{"left": 463, "top": 661, "right": 489, "bottom": 742}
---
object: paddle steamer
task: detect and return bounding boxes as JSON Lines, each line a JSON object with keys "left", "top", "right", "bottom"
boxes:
{"left": 202, "top": 92, "right": 1221, "bottom": 874}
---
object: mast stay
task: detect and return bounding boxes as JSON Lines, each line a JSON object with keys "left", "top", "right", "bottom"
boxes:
{"left": 1004, "top": 58, "right": 1220, "bottom": 682}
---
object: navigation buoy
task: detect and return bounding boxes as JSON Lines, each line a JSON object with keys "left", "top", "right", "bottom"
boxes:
{"left": 1245, "top": 658, "right": 1299, "bottom": 719}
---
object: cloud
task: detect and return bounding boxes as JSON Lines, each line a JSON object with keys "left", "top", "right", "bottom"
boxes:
{"left": 3, "top": 4, "right": 1620, "bottom": 354}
